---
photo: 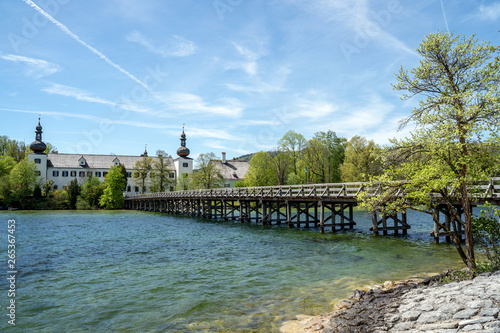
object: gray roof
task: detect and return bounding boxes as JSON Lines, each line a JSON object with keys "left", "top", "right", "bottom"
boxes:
{"left": 46, "top": 153, "right": 174, "bottom": 169}
{"left": 213, "top": 160, "right": 250, "bottom": 180}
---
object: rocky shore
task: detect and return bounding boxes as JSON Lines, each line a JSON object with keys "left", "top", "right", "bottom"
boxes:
{"left": 281, "top": 270, "right": 500, "bottom": 333}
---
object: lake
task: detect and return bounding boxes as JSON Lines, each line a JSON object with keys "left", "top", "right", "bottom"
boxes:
{"left": 0, "top": 210, "right": 464, "bottom": 332}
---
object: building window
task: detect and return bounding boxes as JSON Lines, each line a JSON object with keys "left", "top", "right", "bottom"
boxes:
{"left": 79, "top": 171, "right": 85, "bottom": 177}
{"left": 53, "top": 185, "right": 58, "bottom": 190}
{"left": 95, "top": 171, "right": 101, "bottom": 177}
{"left": 224, "top": 183, "right": 230, "bottom": 188}
{"left": 135, "top": 187, "right": 139, "bottom": 192}
{"left": 62, "top": 171, "right": 68, "bottom": 177}
{"left": 127, "top": 186, "right": 131, "bottom": 192}
{"left": 127, "top": 172, "right": 132, "bottom": 178}
{"left": 34, "top": 158, "right": 41, "bottom": 164}
{"left": 53, "top": 171, "right": 59, "bottom": 177}
{"left": 183, "top": 163, "right": 188, "bottom": 168}
{"left": 70, "top": 171, "right": 76, "bottom": 177}
{"left": 87, "top": 172, "right": 92, "bottom": 177}
{"left": 103, "top": 172, "right": 108, "bottom": 177}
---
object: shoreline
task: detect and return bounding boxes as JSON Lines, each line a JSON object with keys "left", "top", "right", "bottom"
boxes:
{"left": 281, "top": 270, "right": 500, "bottom": 333}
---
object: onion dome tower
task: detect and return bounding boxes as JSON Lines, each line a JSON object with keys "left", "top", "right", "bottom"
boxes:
{"left": 30, "top": 117, "right": 47, "bottom": 154}
{"left": 176, "top": 125, "right": 190, "bottom": 158}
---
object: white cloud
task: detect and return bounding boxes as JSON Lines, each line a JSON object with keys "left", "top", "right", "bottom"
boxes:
{"left": 478, "top": 2, "right": 500, "bottom": 20}
{"left": 126, "top": 31, "right": 197, "bottom": 57}
{"left": 154, "top": 92, "right": 244, "bottom": 117}
{"left": 225, "top": 42, "right": 263, "bottom": 76}
{"left": 226, "top": 66, "right": 290, "bottom": 94}
{"left": 0, "top": 54, "right": 61, "bottom": 78}
{"left": 42, "top": 83, "right": 149, "bottom": 113}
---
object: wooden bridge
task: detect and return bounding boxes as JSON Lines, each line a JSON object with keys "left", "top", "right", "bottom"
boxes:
{"left": 124, "top": 178, "right": 500, "bottom": 242}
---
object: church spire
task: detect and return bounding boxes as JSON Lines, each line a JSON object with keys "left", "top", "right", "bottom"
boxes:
{"left": 176, "top": 124, "right": 190, "bottom": 157}
{"left": 30, "top": 116, "right": 47, "bottom": 154}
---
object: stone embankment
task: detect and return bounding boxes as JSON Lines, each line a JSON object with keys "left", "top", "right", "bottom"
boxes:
{"left": 281, "top": 270, "right": 500, "bottom": 333}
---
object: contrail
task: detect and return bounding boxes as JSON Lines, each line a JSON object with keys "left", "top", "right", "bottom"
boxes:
{"left": 440, "top": 0, "right": 450, "bottom": 32}
{"left": 22, "top": 0, "right": 150, "bottom": 90}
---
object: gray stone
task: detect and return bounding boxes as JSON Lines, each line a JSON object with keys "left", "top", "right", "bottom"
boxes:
{"left": 467, "top": 300, "right": 494, "bottom": 309}
{"left": 459, "top": 316, "right": 497, "bottom": 327}
{"left": 453, "top": 308, "right": 479, "bottom": 319}
{"left": 480, "top": 308, "right": 500, "bottom": 318}
{"left": 486, "top": 321, "right": 500, "bottom": 328}
{"left": 392, "top": 321, "right": 415, "bottom": 331}
{"left": 401, "top": 311, "right": 421, "bottom": 321}
{"left": 417, "top": 321, "right": 459, "bottom": 330}
{"left": 461, "top": 323, "right": 484, "bottom": 331}
{"left": 437, "top": 303, "right": 464, "bottom": 314}
{"left": 417, "top": 311, "right": 449, "bottom": 324}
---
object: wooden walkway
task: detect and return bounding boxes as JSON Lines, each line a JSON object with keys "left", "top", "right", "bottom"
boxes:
{"left": 124, "top": 178, "right": 500, "bottom": 240}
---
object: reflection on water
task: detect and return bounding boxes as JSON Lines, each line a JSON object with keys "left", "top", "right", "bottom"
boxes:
{"left": 0, "top": 210, "right": 464, "bottom": 332}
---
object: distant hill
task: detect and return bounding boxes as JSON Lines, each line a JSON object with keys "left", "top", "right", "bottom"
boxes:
{"left": 235, "top": 151, "right": 279, "bottom": 161}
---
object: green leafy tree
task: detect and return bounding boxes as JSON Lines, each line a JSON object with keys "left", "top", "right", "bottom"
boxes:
{"left": 0, "top": 136, "right": 28, "bottom": 162}
{"left": 176, "top": 173, "right": 193, "bottom": 191}
{"left": 67, "top": 178, "right": 81, "bottom": 210}
{"left": 245, "top": 152, "right": 277, "bottom": 186}
{"left": 340, "top": 136, "right": 382, "bottom": 182}
{"left": 192, "top": 152, "right": 223, "bottom": 189}
{"left": 9, "top": 159, "right": 39, "bottom": 208}
{"left": 360, "top": 32, "right": 500, "bottom": 271}
{"left": 278, "top": 130, "right": 306, "bottom": 175}
{"left": 132, "top": 156, "right": 152, "bottom": 194}
{"left": 301, "top": 138, "right": 331, "bottom": 183}
{"left": 315, "top": 130, "right": 347, "bottom": 182}
{"left": 100, "top": 165, "right": 127, "bottom": 209}
{"left": 0, "top": 156, "right": 16, "bottom": 177}
{"left": 79, "top": 175, "right": 105, "bottom": 208}
{"left": 150, "top": 152, "right": 175, "bottom": 192}
{"left": 43, "top": 179, "right": 55, "bottom": 197}
{"left": 271, "top": 151, "right": 291, "bottom": 185}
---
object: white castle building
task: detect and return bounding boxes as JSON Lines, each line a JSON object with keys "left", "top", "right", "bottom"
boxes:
{"left": 28, "top": 119, "right": 193, "bottom": 194}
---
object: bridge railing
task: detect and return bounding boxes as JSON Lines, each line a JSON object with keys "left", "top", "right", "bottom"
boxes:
{"left": 125, "top": 177, "right": 500, "bottom": 202}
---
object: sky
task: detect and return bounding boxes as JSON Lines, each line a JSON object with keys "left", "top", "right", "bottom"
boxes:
{"left": 0, "top": 0, "right": 499, "bottom": 160}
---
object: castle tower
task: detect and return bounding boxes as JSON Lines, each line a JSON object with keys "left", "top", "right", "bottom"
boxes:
{"left": 28, "top": 117, "right": 48, "bottom": 181}
{"left": 173, "top": 124, "right": 193, "bottom": 179}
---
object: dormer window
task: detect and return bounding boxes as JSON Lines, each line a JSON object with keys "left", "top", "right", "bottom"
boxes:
{"left": 113, "top": 157, "right": 120, "bottom": 166}
{"left": 79, "top": 157, "right": 86, "bottom": 166}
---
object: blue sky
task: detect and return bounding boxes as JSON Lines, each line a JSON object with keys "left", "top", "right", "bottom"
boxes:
{"left": 0, "top": 0, "right": 499, "bottom": 160}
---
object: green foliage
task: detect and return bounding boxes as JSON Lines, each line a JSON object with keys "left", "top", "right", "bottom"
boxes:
{"left": 286, "top": 173, "right": 302, "bottom": 185}
{"left": 315, "top": 130, "right": 347, "bottom": 182}
{"left": 42, "top": 179, "right": 54, "bottom": 197}
{"left": 340, "top": 136, "right": 382, "bottom": 182}
{"left": 133, "top": 157, "right": 152, "bottom": 193}
{"left": 9, "top": 159, "right": 39, "bottom": 208}
{"left": 234, "top": 180, "right": 247, "bottom": 187}
{"left": 472, "top": 206, "right": 500, "bottom": 272}
{"left": 192, "top": 153, "right": 224, "bottom": 189}
{"left": 278, "top": 130, "right": 306, "bottom": 175}
{"left": 0, "top": 136, "right": 28, "bottom": 162}
{"left": 271, "top": 152, "right": 291, "bottom": 185}
{"left": 245, "top": 152, "right": 277, "bottom": 187}
{"left": 78, "top": 176, "right": 104, "bottom": 209}
{"left": 67, "top": 178, "right": 81, "bottom": 210}
{"left": 176, "top": 173, "right": 193, "bottom": 191}
{"left": 100, "top": 165, "right": 127, "bottom": 209}
{"left": 0, "top": 156, "right": 16, "bottom": 177}
{"left": 360, "top": 31, "right": 500, "bottom": 270}
{"left": 150, "top": 154, "right": 174, "bottom": 192}
{"left": 47, "top": 190, "right": 69, "bottom": 209}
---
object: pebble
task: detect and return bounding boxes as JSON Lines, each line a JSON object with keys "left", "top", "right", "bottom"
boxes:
{"left": 280, "top": 270, "right": 500, "bottom": 333}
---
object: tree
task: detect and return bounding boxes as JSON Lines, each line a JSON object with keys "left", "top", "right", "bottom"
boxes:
{"left": 0, "top": 156, "right": 16, "bottom": 177}
{"left": 271, "top": 151, "right": 291, "bottom": 185}
{"left": 9, "top": 159, "right": 39, "bottom": 208}
{"left": 150, "top": 153, "right": 174, "bottom": 192}
{"left": 79, "top": 176, "right": 104, "bottom": 208}
{"left": 0, "top": 136, "right": 28, "bottom": 162}
{"left": 176, "top": 173, "right": 193, "bottom": 191}
{"left": 245, "top": 152, "right": 277, "bottom": 187}
{"left": 301, "top": 138, "right": 331, "bottom": 184}
{"left": 360, "top": 32, "right": 500, "bottom": 271}
{"left": 192, "top": 153, "right": 224, "bottom": 189}
{"left": 132, "top": 156, "right": 152, "bottom": 194}
{"left": 340, "top": 136, "right": 382, "bottom": 182}
{"left": 42, "top": 179, "right": 55, "bottom": 197}
{"left": 315, "top": 130, "right": 347, "bottom": 182}
{"left": 278, "top": 130, "right": 306, "bottom": 175}
{"left": 67, "top": 178, "right": 81, "bottom": 209}
{"left": 100, "top": 165, "right": 128, "bottom": 209}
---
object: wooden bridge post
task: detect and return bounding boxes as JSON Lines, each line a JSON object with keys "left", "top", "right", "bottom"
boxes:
{"left": 319, "top": 200, "right": 325, "bottom": 234}
{"left": 372, "top": 211, "right": 379, "bottom": 235}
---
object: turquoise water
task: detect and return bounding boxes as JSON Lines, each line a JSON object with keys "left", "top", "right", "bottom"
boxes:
{"left": 0, "top": 210, "right": 464, "bottom": 332}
